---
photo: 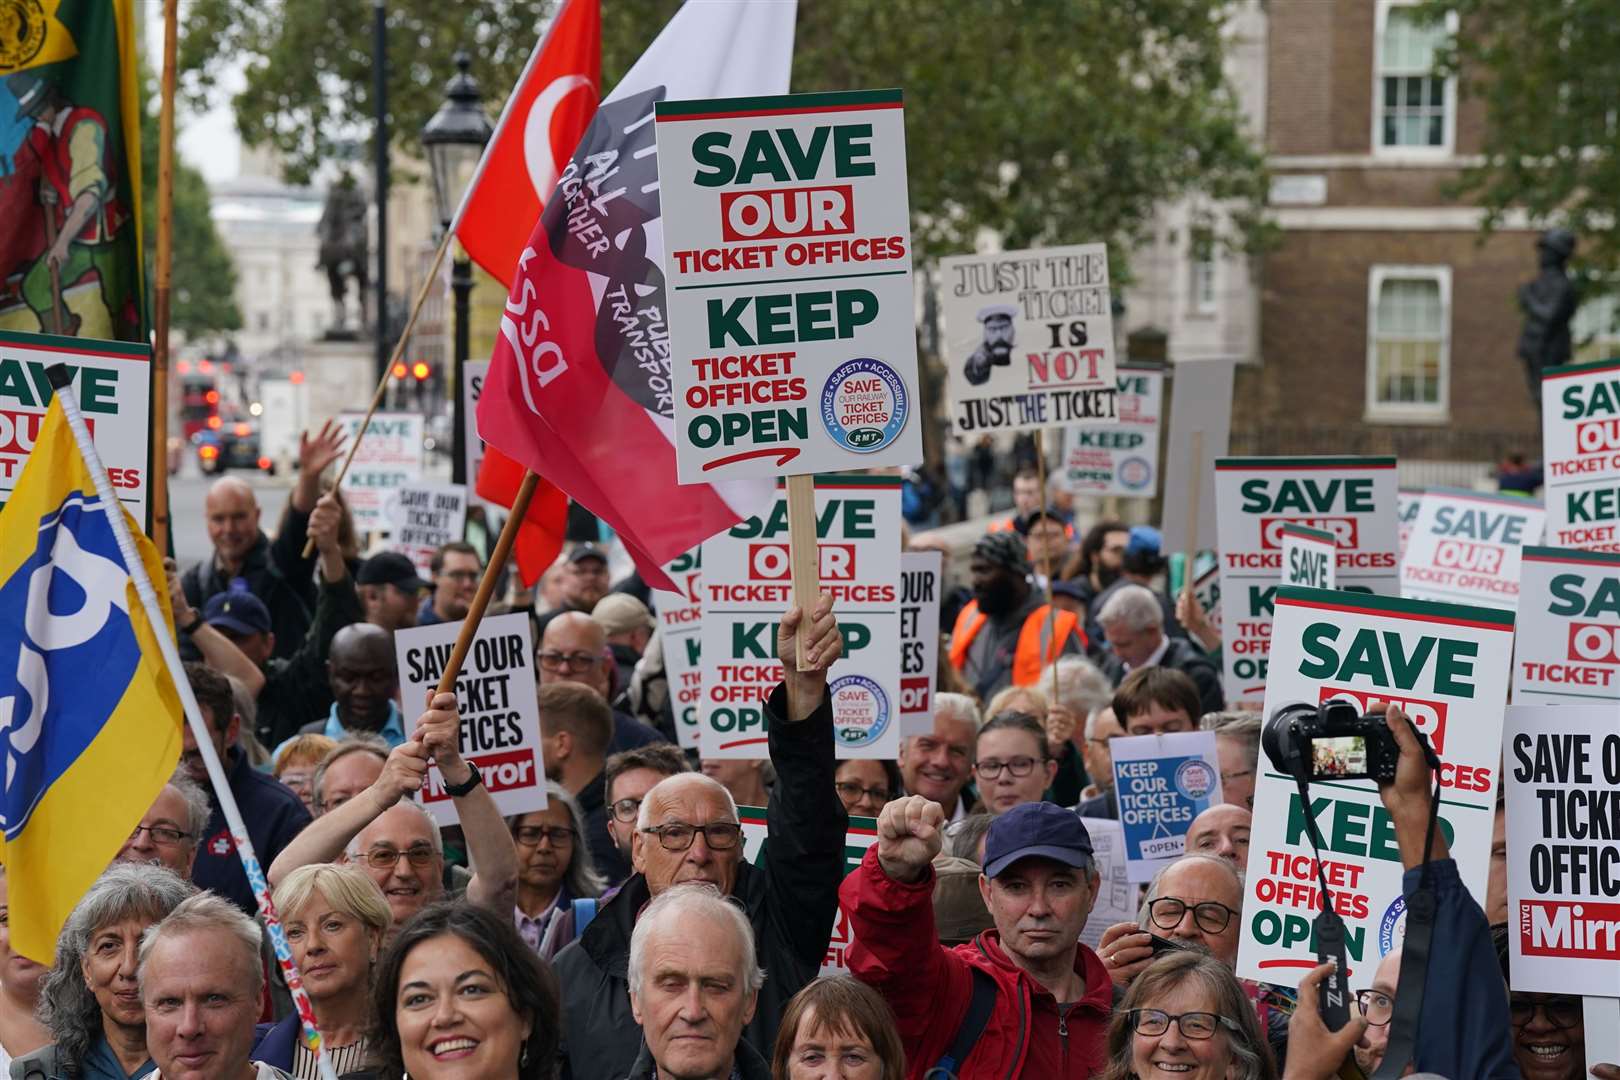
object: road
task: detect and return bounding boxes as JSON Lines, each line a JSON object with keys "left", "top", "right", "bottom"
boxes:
{"left": 168, "top": 464, "right": 291, "bottom": 568}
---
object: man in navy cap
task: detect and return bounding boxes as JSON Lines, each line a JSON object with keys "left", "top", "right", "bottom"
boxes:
{"left": 356, "top": 550, "right": 426, "bottom": 632}
{"left": 534, "top": 542, "right": 614, "bottom": 638}
{"left": 842, "top": 798, "right": 1112, "bottom": 1078}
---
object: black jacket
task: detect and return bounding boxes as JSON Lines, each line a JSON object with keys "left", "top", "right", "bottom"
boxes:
{"left": 182, "top": 517, "right": 317, "bottom": 661}
{"left": 622, "top": 1037, "right": 770, "bottom": 1080}
{"left": 555, "top": 683, "right": 845, "bottom": 1080}
{"left": 255, "top": 573, "right": 363, "bottom": 747}
{"left": 1100, "top": 636, "right": 1226, "bottom": 715}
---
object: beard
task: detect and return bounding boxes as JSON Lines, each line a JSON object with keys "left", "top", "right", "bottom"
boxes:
{"left": 975, "top": 576, "right": 1024, "bottom": 617}
{"left": 1095, "top": 564, "right": 1121, "bottom": 589}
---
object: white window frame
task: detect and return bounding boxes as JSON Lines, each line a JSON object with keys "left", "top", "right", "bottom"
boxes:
{"left": 1365, "top": 265, "right": 1451, "bottom": 423}
{"left": 1189, "top": 253, "right": 1218, "bottom": 316}
{"left": 1372, "top": 1, "right": 1458, "bottom": 160}
{"left": 1573, "top": 289, "right": 1620, "bottom": 365}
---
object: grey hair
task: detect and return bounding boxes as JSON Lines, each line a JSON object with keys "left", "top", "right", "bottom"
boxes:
{"left": 1139, "top": 853, "right": 1244, "bottom": 923}
{"left": 1041, "top": 656, "right": 1112, "bottom": 718}
{"left": 1084, "top": 705, "right": 1117, "bottom": 741}
{"left": 312, "top": 735, "right": 390, "bottom": 812}
{"left": 636, "top": 772, "right": 739, "bottom": 831}
{"left": 932, "top": 692, "right": 984, "bottom": 734}
{"left": 508, "top": 782, "right": 606, "bottom": 900}
{"left": 1205, "top": 713, "right": 1262, "bottom": 758}
{"left": 347, "top": 798, "right": 443, "bottom": 859}
{"left": 138, "top": 892, "right": 263, "bottom": 991}
{"left": 628, "top": 883, "right": 764, "bottom": 997}
{"left": 38, "top": 864, "right": 196, "bottom": 1072}
{"left": 1097, "top": 584, "right": 1163, "bottom": 632}
{"left": 166, "top": 767, "right": 213, "bottom": 841}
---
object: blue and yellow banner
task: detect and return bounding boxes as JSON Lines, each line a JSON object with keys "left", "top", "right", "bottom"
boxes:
{"left": 0, "top": 397, "right": 178, "bottom": 962}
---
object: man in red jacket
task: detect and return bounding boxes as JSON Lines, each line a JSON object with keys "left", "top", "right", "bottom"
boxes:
{"left": 842, "top": 798, "right": 1111, "bottom": 1078}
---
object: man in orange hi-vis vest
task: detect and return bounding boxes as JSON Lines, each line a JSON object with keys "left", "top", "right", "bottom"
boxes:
{"left": 949, "top": 532, "right": 1087, "bottom": 701}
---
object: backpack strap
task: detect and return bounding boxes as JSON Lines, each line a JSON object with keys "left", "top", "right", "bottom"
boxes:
{"left": 925, "top": 966, "right": 999, "bottom": 1080}
{"left": 571, "top": 897, "right": 599, "bottom": 937}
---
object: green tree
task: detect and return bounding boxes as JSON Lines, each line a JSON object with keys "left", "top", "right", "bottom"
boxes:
{"left": 140, "top": 70, "right": 243, "bottom": 340}
{"left": 180, "top": 0, "right": 1270, "bottom": 260}
{"left": 1419, "top": 0, "right": 1620, "bottom": 277}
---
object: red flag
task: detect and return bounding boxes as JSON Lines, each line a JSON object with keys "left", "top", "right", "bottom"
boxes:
{"left": 452, "top": 0, "right": 601, "bottom": 288}
{"left": 475, "top": 445, "right": 568, "bottom": 587}
{"left": 475, "top": 2, "right": 793, "bottom": 586}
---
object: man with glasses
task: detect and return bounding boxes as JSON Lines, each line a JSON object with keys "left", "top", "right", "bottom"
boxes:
{"left": 1098, "top": 853, "right": 1244, "bottom": 979}
{"left": 555, "top": 599, "right": 847, "bottom": 1080}
{"left": 266, "top": 688, "right": 518, "bottom": 932}
{"left": 539, "top": 611, "right": 666, "bottom": 751}
{"left": 602, "top": 745, "right": 690, "bottom": 883}
{"left": 535, "top": 543, "right": 614, "bottom": 638}
{"left": 1352, "top": 947, "right": 1402, "bottom": 1076}
{"left": 973, "top": 712, "right": 1057, "bottom": 815}
{"left": 536, "top": 681, "right": 627, "bottom": 883}
{"left": 418, "top": 540, "right": 482, "bottom": 625}
{"left": 115, "top": 769, "right": 212, "bottom": 877}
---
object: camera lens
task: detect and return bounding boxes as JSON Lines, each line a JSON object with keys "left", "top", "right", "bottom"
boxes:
{"left": 1263, "top": 702, "right": 1318, "bottom": 781}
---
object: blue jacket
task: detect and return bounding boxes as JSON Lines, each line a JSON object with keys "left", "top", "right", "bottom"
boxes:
{"left": 250, "top": 1016, "right": 300, "bottom": 1072}
{"left": 191, "top": 748, "right": 311, "bottom": 914}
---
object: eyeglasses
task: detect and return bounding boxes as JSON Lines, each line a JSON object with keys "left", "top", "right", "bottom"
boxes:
{"left": 361, "top": 845, "right": 438, "bottom": 870}
{"left": 129, "top": 824, "right": 190, "bottom": 847}
{"left": 1146, "top": 897, "right": 1238, "bottom": 934}
{"left": 975, "top": 756, "right": 1041, "bottom": 779}
{"left": 1220, "top": 768, "right": 1255, "bottom": 785}
{"left": 513, "top": 825, "right": 575, "bottom": 847}
{"left": 537, "top": 650, "right": 601, "bottom": 671}
{"left": 610, "top": 797, "right": 643, "bottom": 823}
{"left": 1356, "top": 990, "right": 1394, "bottom": 1026}
{"left": 441, "top": 570, "right": 480, "bottom": 583}
{"left": 1128, "top": 1009, "right": 1238, "bottom": 1040}
{"left": 835, "top": 781, "right": 892, "bottom": 805}
{"left": 640, "top": 822, "right": 743, "bottom": 852}
{"left": 1510, "top": 996, "right": 1583, "bottom": 1030}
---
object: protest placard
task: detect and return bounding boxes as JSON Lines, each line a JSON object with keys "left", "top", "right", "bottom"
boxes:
{"left": 463, "top": 358, "right": 488, "bottom": 498}
{"left": 1237, "top": 587, "right": 1514, "bottom": 988}
{"left": 1513, "top": 547, "right": 1620, "bottom": 705}
{"left": 1542, "top": 358, "right": 1620, "bottom": 553}
{"left": 338, "top": 411, "right": 424, "bottom": 532}
{"left": 1214, "top": 457, "right": 1399, "bottom": 706}
{"left": 1060, "top": 364, "right": 1163, "bottom": 497}
{"left": 1111, "top": 731, "right": 1223, "bottom": 882}
{"left": 900, "top": 551, "right": 941, "bottom": 737}
{"left": 940, "top": 244, "right": 1117, "bottom": 436}
{"left": 385, "top": 483, "right": 467, "bottom": 578}
{"left": 1280, "top": 523, "right": 1337, "bottom": 591}
{"left": 1077, "top": 816, "right": 1138, "bottom": 950}
{"left": 651, "top": 547, "right": 704, "bottom": 749}
{"left": 0, "top": 330, "right": 152, "bottom": 528}
{"left": 700, "top": 476, "right": 901, "bottom": 759}
{"left": 1194, "top": 562, "right": 1223, "bottom": 636}
{"left": 1503, "top": 704, "right": 1620, "bottom": 996}
{"left": 1400, "top": 488, "right": 1545, "bottom": 611}
{"left": 1397, "top": 487, "right": 1423, "bottom": 562}
{"left": 655, "top": 89, "right": 920, "bottom": 481}
{"left": 1589, "top": 1000, "right": 1620, "bottom": 1080}
{"left": 1160, "top": 359, "right": 1235, "bottom": 558}
{"left": 741, "top": 806, "right": 879, "bottom": 976}
{"left": 394, "top": 612, "right": 546, "bottom": 825}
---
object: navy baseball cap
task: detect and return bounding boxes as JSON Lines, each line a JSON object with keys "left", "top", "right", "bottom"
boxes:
{"left": 357, "top": 551, "right": 427, "bottom": 592}
{"left": 982, "top": 802, "right": 1095, "bottom": 879}
{"left": 202, "top": 590, "right": 272, "bottom": 636}
{"left": 568, "top": 543, "right": 608, "bottom": 566}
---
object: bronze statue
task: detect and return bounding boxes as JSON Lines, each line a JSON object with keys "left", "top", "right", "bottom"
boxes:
{"left": 1516, "top": 228, "right": 1578, "bottom": 403}
{"left": 316, "top": 170, "right": 370, "bottom": 336}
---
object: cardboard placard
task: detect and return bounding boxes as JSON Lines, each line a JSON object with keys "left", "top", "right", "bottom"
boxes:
{"left": 338, "top": 411, "right": 424, "bottom": 532}
{"left": 0, "top": 330, "right": 152, "bottom": 529}
{"left": 385, "top": 483, "right": 467, "bottom": 578}
{"left": 899, "top": 551, "right": 942, "bottom": 738}
{"left": 1400, "top": 488, "right": 1545, "bottom": 611}
{"left": 939, "top": 243, "right": 1117, "bottom": 435}
{"left": 464, "top": 358, "right": 489, "bottom": 499}
{"left": 1513, "top": 547, "right": 1620, "bottom": 705}
{"left": 1396, "top": 487, "right": 1424, "bottom": 562}
{"left": 1077, "top": 816, "right": 1139, "bottom": 950}
{"left": 656, "top": 89, "right": 921, "bottom": 480}
{"left": 1111, "top": 732, "right": 1223, "bottom": 882}
{"left": 699, "top": 476, "right": 901, "bottom": 759}
{"left": 394, "top": 612, "right": 547, "bottom": 825}
{"left": 1503, "top": 704, "right": 1620, "bottom": 997}
{"left": 1060, "top": 365, "right": 1163, "bottom": 497}
{"left": 1236, "top": 587, "right": 1514, "bottom": 988}
{"left": 741, "top": 806, "right": 878, "bottom": 976}
{"left": 652, "top": 547, "right": 704, "bottom": 749}
{"left": 1280, "top": 523, "right": 1337, "bottom": 591}
{"left": 1542, "top": 358, "right": 1620, "bottom": 553}
{"left": 1194, "top": 562, "right": 1223, "bottom": 637}
{"left": 1213, "top": 457, "right": 1400, "bottom": 707}
{"left": 1159, "top": 359, "right": 1235, "bottom": 557}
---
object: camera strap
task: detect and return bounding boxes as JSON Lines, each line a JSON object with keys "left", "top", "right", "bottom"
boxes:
{"left": 1294, "top": 775, "right": 1353, "bottom": 1029}
{"left": 1370, "top": 772, "right": 1444, "bottom": 1080}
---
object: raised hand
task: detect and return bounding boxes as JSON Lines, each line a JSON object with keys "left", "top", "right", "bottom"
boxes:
{"left": 876, "top": 794, "right": 945, "bottom": 884}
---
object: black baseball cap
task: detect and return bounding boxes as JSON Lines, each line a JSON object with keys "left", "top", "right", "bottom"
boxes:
{"left": 356, "top": 552, "right": 427, "bottom": 592}
{"left": 202, "top": 590, "right": 272, "bottom": 636}
{"left": 568, "top": 543, "right": 608, "bottom": 566}
{"left": 982, "top": 802, "right": 1095, "bottom": 879}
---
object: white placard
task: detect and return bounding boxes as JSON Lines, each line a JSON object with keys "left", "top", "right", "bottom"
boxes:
{"left": 1159, "top": 359, "right": 1235, "bottom": 557}
{"left": 385, "top": 483, "right": 467, "bottom": 578}
{"left": 1513, "top": 547, "right": 1620, "bottom": 705}
{"left": 656, "top": 90, "right": 920, "bottom": 480}
{"left": 1280, "top": 523, "right": 1337, "bottom": 591}
{"left": 1541, "top": 359, "right": 1620, "bottom": 553}
{"left": 464, "top": 358, "right": 489, "bottom": 497}
{"left": 652, "top": 547, "right": 704, "bottom": 750}
{"left": 1061, "top": 365, "right": 1163, "bottom": 497}
{"left": 1587, "top": 998, "right": 1620, "bottom": 1080}
{"left": 1078, "top": 816, "right": 1139, "bottom": 950}
{"left": 394, "top": 612, "right": 546, "bottom": 824}
{"left": 1400, "top": 488, "right": 1545, "bottom": 611}
{"left": 1396, "top": 487, "right": 1423, "bottom": 563}
{"left": 338, "top": 411, "right": 424, "bottom": 532}
{"left": 941, "top": 243, "right": 1118, "bottom": 436}
{"left": 740, "top": 808, "right": 879, "bottom": 977}
{"left": 1111, "top": 732, "right": 1223, "bottom": 882}
{"left": 900, "top": 550, "right": 942, "bottom": 738}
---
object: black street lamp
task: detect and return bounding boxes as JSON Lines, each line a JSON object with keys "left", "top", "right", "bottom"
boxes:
{"left": 422, "top": 50, "right": 492, "bottom": 487}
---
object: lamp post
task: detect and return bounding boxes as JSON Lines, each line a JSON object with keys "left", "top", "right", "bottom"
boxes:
{"left": 423, "top": 50, "right": 492, "bottom": 487}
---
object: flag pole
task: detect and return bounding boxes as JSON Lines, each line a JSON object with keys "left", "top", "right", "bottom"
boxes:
{"left": 150, "top": 0, "right": 178, "bottom": 555}
{"left": 46, "top": 365, "right": 341, "bottom": 1080}
{"left": 300, "top": 228, "right": 453, "bottom": 558}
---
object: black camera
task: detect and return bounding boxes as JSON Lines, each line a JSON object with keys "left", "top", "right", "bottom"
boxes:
{"left": 1262, "top": 699, "right": 1401, "bottom": 784}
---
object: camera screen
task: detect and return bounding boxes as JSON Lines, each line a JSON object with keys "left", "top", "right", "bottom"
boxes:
{"left": 1311, "top": 735, "right": 1368, "bottom": 778}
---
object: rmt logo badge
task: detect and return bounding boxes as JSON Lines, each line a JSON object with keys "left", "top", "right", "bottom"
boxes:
{"left": 0, "top": 492, "right": 141, "bottom": 837}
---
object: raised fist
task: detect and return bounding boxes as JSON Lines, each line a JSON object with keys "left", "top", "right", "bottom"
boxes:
{"left": 876, "top": 794, "right": 945, "bottom": 884}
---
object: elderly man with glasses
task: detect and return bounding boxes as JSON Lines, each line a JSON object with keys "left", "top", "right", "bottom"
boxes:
{"left": 553, "top": 599, "right": 847, "bottom": 1080}
{"left": 538, "top": 611, "right": 667, "bottom": 751}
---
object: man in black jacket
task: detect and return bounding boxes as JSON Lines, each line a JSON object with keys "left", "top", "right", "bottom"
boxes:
{"left": 1096, "top": 583, "right": 1225, "bottom": 714}
{"left": 554, "top": 597, "right": 847, "bottom": 1080}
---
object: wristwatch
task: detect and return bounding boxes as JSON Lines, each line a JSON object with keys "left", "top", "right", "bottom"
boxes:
{"left": 442, "top": 763, "right": 483, "bottom": 798}
{"left": 179, "top": 612, "right": 204, "bottom": 635}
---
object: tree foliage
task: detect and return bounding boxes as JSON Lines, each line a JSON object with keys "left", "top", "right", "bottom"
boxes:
{"left": 1420, "top": 0, "right": 1620, "bottom": 277}
{"left": 180, "top": 0, "right": 1269, "bottom": 264}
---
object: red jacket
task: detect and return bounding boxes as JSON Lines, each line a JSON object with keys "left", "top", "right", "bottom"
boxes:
{"left": 841, "top": 847, "right": 1112, "bottom": 1079}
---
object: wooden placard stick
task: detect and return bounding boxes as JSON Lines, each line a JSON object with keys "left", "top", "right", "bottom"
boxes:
{"left": 1034, "top": 430, "right": 1061, "bottom": 704}
{"left": 1182, "top": 430, "right": 1204, "bottom": 598}
{"left": 784, "top": 473, "right": 820, "bottom": 720}
{"left": 150, "top": 0, "right": 178, "bottom": 555}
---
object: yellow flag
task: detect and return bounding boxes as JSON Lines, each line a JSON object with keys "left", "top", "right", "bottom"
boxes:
{"left": 0, "top": 0, "right": 78, "bottom": 76}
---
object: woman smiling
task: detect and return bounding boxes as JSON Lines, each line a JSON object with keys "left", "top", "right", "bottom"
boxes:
{"left": 1100, "top": 951, "right": 1276, "bottom": 1080}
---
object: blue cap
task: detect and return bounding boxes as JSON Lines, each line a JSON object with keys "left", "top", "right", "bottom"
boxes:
{"left": 202, "top": 590, "right": 271, "bottom": 636}
{"left": 982, "top": 802, "right": 1094, "bottom": 879}
{"left": 1126, "top": 525, "right": 1163, "bottom": 558}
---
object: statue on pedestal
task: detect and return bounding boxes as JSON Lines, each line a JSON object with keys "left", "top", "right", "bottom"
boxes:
{"left": 316, "top": 170, "right": 370, "bottom": 339}
{"left": 1516, "top": 228, "right": 1578, "bottom": 404}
